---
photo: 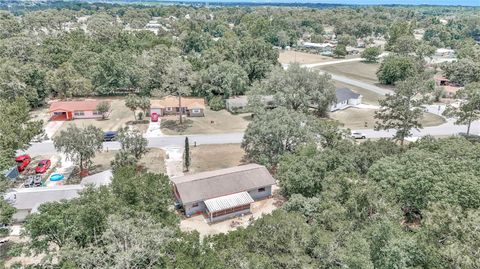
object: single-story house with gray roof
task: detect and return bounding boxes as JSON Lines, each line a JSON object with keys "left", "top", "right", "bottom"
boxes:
{"left": 331, "top": 88, "right": 362, "bottom": 111}
{"left": 171, "top": 164, "right": 276, "bottom": 222}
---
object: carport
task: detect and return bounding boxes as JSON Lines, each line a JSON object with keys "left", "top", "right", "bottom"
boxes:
{"left": 204, "top": 191, "right": 254, "bottom": 223}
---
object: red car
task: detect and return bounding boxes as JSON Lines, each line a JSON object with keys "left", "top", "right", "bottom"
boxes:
{"left": 35, "top": 160, "right": 51, "bottom": 174}
{"left": 15, "top": 155, "right": 31, "bottom": 172}
{"left": 151, "top": 112, "right": 159, "bottom": 122}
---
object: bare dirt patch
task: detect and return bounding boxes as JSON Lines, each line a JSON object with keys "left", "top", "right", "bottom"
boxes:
{"left": 161, "top": 109, "right": 251, "bottom": 135}
{"left": 188, "top": 144, "right": 246, "bottom": 174}
{"left": 330, "top": 107, "right": 446, "bottom": 130}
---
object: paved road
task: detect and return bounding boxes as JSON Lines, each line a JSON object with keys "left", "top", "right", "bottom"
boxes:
{"left": 24, "top": 132, "right": 245, "bottom": 156}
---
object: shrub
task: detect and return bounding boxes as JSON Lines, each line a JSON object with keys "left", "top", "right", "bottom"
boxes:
{"left": 208, "top": 96, "right": 225, "bottom": 111}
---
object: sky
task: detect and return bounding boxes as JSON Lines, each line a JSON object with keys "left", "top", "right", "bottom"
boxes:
{"left": 175, "top": 0, "right": 480, "bottom": 6}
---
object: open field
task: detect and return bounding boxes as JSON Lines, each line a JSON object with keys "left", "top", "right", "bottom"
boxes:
{"left": 161, "top": 109, "right": 251, "bottom": 135}
{"left": 90, "top": 148, "right": 166, "bottom": 174}
{"left": 331, "top": 107, "right": 446, "bottom": 130}
{"left": 318, "top": 61, "right": 382, "bottom": 86}
{"left": 279, "top": 50, "right": 333, "bottom": 65}
{"left": 54, "top": 98, "right": 148, "bottom": 136}
{"left": 188, "top": 144, "right": 246, "bottom": 174}
{"left": 333, "top": 81, "right": 384, "bottom": 105}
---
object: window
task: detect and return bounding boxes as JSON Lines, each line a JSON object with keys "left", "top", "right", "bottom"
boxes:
{"left": 74, "top": 111, "right": 85, "bottom": 116}
{"left": 192, "top": 109, "right": 201, "bottom": 113}
{"left": 258, "top": 187, "right": 266, "bottom": 192}
{"left": 166, "top": 107, "right": 172, "bottom": 111}
{"left": 53, "top": 112, "right": 64, "bottom": 115}
{"left": 192, "top": 202, "right": 199, "bottom": 207}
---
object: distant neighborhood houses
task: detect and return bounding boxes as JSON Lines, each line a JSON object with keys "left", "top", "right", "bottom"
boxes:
{"left": 330, "top": 88, "right": 363, "bottom": 111}
{"left": 225, "top": 87, "right": 363, "bottom": 113}
{"left": 150, "top": 96, "right": 206, "bottom": 117}
{"left": 49, "top": 99, "right": 109, "bottom": 121}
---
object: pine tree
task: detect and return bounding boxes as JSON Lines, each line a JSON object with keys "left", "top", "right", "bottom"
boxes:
{"left": 184, "top": 137, "right": 191, "bottom": 172}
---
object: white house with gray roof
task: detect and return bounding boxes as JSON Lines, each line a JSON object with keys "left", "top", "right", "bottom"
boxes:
{"left": 171, "top": 164, "right": 276, "bottom": 222}
{"left": 331, "top": 88, "right": 362, "bottom": 111}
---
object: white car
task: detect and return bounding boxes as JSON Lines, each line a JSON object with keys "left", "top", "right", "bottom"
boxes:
{"left": 351, "top": 131, "right": 366, "bottom": 139}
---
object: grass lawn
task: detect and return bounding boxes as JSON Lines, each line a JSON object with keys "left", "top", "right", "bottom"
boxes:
{"left": 318, "top": 61, "right": 381, "bottom": 85}
{"left": 161, "top": 109, "right": 251, "bottom": 135}
{"left": 334, "top": 81, "right": 384, "bottom": 105}
{"left": 54, "top": 98, "right": 148, "bottom": 136}
{"left": 279, "top": 50, "right": 333, "bottom": 65}
{"left": 90, "top": 148, "right": 166, "bottom": 174}
{"left": 330, "top": 107, "right": 446, "bottom": 130}
{"left": 188, "top": 144, "right": 246, "bottom": 174}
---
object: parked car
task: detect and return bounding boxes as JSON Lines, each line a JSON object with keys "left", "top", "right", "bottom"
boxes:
{"left": 33, "top": 175, "right": 42, "bottom": 187}
{"left": 15, "top": 154, "right": 31, "bottom": 172}
{"left": 2, "top": 189, "right": 16, "bottom": 205}
{"left": 35, "top": 160, "right": 51, "bottom": 174}
{"left": 351, "top": 131, "right": 366, "bottom": 139}
{"left": 151, "top": 112, "right": 159, "bottom": 122}
{"left": 103, "top": 131, "right": 117, "bottom": 141}
{"left": 24, "top": 176, "right": 34, "bottom": 188}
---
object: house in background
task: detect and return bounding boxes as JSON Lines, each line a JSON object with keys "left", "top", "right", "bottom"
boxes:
{"left": 48, "top": 100, "right": 106, "bottom": 121}
{"left": 150, "top": 96, "right": 205, "bottom": 117}
{"left": 171, "top": 164, "right": 276, "bottom": 222}
{"left": 434, "top": 76, "right": 463, "bottom": 99}
{"left": 225, "top": 95, "right": 275, "bottom": 113}
{"left": 331, "top": 88, "right": 362, "bottom": 111}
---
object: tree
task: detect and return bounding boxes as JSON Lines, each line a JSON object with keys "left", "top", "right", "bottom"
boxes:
{"left": 125, "top": 94, "right": 139, "bottom": 120}
{"left": 376, "top": 55, "right": 418, "bottom": 85}
{"left": 242, "top": 107, "right": 341, "bottom": 168}
{"left": 111, "top": 167, "right": 176, "bottom": 224}
{"left": 184, "top": 137, "right": 191, "bottom": 172}
{"left": 62, "top": 215, "right": 176, "bottom": 269}
{"left": 251, "top": 64, "right": 335, "bottom": 117}
{"left": 333, "top": 44, "right": 347, "bottom": 58}
{"left": 199, "top": 61, "right": 249, "bottom": 99}
{"left": 361, "top": 47, "right": 381, "bottom": 63}
{"left": 374, "top": 77, "right": 434, "bottom": 145}
{"left": 96, "top": 101, "right": 110, "bottom": 120}
{"left": 138, "top": 96, "right": 151, "bottom": 118}
{"left": 111, "top": 150, "right": 137, "bottom": 171}
{"left": 162, "top": 58, "right": 197, "bottom": 124}
{"left": 45, "top": 63, "right": 92, "bottom": 98}
{"left": 53, "top": 125, "right": 103, "bottom": 174}
{"left": 392, "top": 36, "right": 419, "bottom": 55}
{"left": 443, "top": 82, "right": 480, "bottom": 135}
{"left": 443, "top": 59, "right": 480, "bottom": 86}
{"left": 0, "top": 98, "right": 42, "bottom": 170}
{"left": 116, "top": 127, "right": 148, "bottom": 160}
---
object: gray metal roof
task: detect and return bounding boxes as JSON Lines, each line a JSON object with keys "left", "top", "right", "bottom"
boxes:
{"left": 80, "top": 170, "right": 113, "bottom": 187}
{"left": 336, "top": 88, "right": 361, "bottom": 103}
{"left": 205, "top": 191, "right": 254, "bottom": 213}
{"left": 13, "top": 185, "right": 83, "bottom": 210}
{"left": 172, "top": 164, "right": 276, "bottom": 204}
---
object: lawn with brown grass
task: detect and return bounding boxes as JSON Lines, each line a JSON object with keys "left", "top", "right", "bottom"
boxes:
{"left": 188, "top": 144, "right": 246, "bottom": 174}
{"left": 279, "top": 50, "right": 333, "bottom": 65}
{"left": 161, "top": 109, "right": 251, "bottom": 135}
{"left": 318, "top": 61, "right": 381, "bottom": 85}
{"left": 54, "top": 98, "right": 148, "bottom": 136}
{"left": 330, "top": 107, "right": 446, "bottom": 130}
{"left": 90, "top": 148, "right": 166, "bottom": 174}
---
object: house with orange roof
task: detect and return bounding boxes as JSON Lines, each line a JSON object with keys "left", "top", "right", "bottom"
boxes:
{"left": 48, "top": 99, "right": 107, "bottom": 121}
{"left": 150, "top": 96, "right": 205, "bottom": 117}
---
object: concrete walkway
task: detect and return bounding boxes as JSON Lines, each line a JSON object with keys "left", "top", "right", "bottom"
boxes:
{"left": 144, "top": 120, "right": 163, "bottom": 138}
{"left": 163, "top": 147, "right": 184, "bottom": 178}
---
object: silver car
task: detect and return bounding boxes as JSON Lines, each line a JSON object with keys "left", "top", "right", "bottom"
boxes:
{"left": 351, "top": 131, "right": 366, "bottom": 139}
